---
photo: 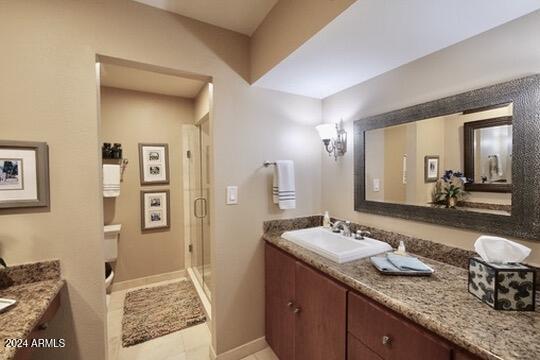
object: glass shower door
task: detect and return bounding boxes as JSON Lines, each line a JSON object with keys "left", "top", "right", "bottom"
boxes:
{"left": 189, "top": 123, "right": 204, "bottom": 287}
{"left": 200, "top": 118, "right": 211, "bottom": 299}
{"left": 187, "top": 116, "right": 211, "bottom": 300}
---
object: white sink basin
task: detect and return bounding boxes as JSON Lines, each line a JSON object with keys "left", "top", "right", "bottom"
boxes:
{"left": 282, "top": 227, "right": 392, "bottom": 263}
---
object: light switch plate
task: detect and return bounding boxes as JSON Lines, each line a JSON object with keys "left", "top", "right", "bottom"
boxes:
{"left": 226, "top": 186, "right": 238, "bottom": 205}
{"left": 373, "top": 178, "right": 380, "bottom": 192}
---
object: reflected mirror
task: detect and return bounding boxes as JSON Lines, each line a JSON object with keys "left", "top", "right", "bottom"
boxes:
{"left": 464, "top": 112, "right": 512, "bottom": 193}
{"left": 364, "top": 103, "right": 512, "bottom": 216}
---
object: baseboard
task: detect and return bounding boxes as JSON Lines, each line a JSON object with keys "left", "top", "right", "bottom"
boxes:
{"left": 110, "top": 269, "right": 186, "bottom": 292}
{"left": 210, "top": 345, "right": 217, "bottom": 360}
{"left": 187, "top": 268, "right": 212, "bottom": 320}
{"left": 211, "top": 337, "right": 268, "bottom": 360}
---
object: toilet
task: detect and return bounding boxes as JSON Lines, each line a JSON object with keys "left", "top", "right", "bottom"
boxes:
{"left": 104, "top": 224, "right": 121, "bottom": 306}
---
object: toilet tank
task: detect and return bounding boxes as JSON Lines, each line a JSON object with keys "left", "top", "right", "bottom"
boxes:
{"left": 104, "top": 224, "right": 122, "bottom": 262}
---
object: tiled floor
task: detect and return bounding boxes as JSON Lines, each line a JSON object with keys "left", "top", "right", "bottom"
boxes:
{"left": 107, "top": 279, "right": 278, "bottom": 360}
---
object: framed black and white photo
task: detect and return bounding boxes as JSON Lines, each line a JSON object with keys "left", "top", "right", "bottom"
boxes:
{"left": 141, "top": 190, "right": 170, "bottom": 230}
{"left": 0, "top": 140, "right": 49, "bottom": 209}
{"left": 138, "top": 143, "right": 169, "bottom": 185}
{"left": 424, "top": 155, "right": 440, "bottom": 183}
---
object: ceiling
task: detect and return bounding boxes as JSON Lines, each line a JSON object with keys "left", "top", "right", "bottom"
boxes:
{"left": 254, "top": 0, "right": 540, "bottom": 99}
{"left": 100, "top": 63, "right": 206, "bottom": 98}
{"left": 133, "top": 0, "right": 278, "bottom": 35}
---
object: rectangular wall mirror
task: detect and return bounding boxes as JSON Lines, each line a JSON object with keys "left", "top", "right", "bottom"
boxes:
{"left": 354, "top": 75, "right": 540, "bottom": 240}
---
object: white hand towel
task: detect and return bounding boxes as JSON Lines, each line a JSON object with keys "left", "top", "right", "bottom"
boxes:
{"left": 103, "top": 164, "right": 121, "bottom": 198}
{"left": 273, "top": 160, "right": 296, "bottom": 209}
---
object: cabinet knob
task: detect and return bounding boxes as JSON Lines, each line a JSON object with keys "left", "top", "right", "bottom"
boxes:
{"left": 287, "top": 301, "right": 294, "bottom": 307}
{"left": 382, "top": 335, "right": 391, "bottom": 346}
{"left": 293, "top": 307, "right": 301, "bottom": 314}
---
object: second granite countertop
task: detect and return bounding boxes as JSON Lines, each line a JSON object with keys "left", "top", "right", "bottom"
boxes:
{"left": 0, "top": 260, "right": 64, "bottom": 360}
{"left": 263, "top": 223, "right": 540, "bottom": 360}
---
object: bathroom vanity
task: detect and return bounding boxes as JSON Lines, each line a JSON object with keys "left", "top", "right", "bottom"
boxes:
{"left": 263, "top": 218, "right": 540, "bottom": 360}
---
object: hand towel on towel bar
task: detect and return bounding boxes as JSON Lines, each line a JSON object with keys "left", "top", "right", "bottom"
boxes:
{"left": 272, "top": 160, "right": 296, "bottom": 209}
{"left": 103, "top": 164, "right": 121, "bottom": 198}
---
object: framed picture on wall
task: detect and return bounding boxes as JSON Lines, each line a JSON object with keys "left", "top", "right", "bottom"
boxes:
{"left": 424, "top": 155, "right": 440, "bottom": 183}
{"left": 0, "top": 140, "right": 49, "bottom": 209}
{"left": 138, "top": 143, "right": 169, "bottom": 185}
{"left": 141, "top": 190, "right": 170, "bottom": 230}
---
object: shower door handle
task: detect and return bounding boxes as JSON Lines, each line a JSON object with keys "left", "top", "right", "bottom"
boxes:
{"left": 194, "top": 197, "right": 204, "bottom": 218}
{"left": 201, "top": 198, "right": 208, "bottom": 218}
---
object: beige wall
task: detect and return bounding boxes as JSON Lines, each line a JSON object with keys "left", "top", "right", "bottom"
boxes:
{"left": 365, "top": 128, "right": 384, "bottom": 201}
{"left": 369, "top": 118, "right": 446, "bottom": 206}
{"left": 383, "top": 125, "right": 407, "bottom": 203}
{"left": 212, "top": 86, "right": 322, "bottom": 351}
{"left": 101, "top": 86, "right": 192, "bottom": 282}
{"left": 414, "top": 117, "right": 445, "bottom": 205}
{"left": 194, "top": 83, "right": 211, "bottom": 123}
{"left": 322, "top": 10, "right": 540, "bottom": 266}
{"left": 0, "top": 1, "right": 322, "bottom": 358}
{"left": 404, "top": 123, "right": 417, "bottom": 205}
{"left": 250, "top": 0, "right": 355, "bottom": 82}
{"left": 442, "top": 113, "right": 463, "bottom": 173}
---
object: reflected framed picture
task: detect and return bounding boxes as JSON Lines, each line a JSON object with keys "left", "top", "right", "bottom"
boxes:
{"left": 424, "top": 155, "right": 440, "bottom": 183}
{"left": 141, "top": 190, "right": 170, "bottom": 230}
{"left": 0, "top": 140, "right": 49, "bottom": 209}
{"left": 138, "top": 143, "right": 169, "bottom": 185}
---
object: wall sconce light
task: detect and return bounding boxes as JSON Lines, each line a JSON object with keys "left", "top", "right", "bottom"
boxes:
{"left": 316, "top": 120, "right": 347, "bottom": 161}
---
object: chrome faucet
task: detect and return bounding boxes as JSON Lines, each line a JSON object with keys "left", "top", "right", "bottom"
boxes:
{"left": 332, "top": 221, "right": 352, "bottom": 237}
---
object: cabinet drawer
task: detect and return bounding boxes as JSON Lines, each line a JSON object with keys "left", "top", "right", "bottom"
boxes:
{"left": 348, "top": 334, "right": 383, "bottom": 360}
{"left": 348, "top": 292, "right": 451, "bottom": 360}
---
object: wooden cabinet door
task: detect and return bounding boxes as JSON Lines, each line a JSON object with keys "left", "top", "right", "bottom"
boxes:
{"left": 265, "top": 244, "right": 296, "bottom": 360}
{"left": 294, "top": 261, "right": 347, "bottom": 360}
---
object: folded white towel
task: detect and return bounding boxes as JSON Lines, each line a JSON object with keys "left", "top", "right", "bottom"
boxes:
{"left": 103, "top": 164, "right": 121, "bottom": 198}
{"left": 273, "top": 160, "right": 296, "bottom": 210}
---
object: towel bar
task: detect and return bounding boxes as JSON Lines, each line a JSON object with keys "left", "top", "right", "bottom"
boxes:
{"left": 120, "top": 159, "right": 128, "bottom": 182}
{"left": 263, "top": 161, "right": 276, "bottom": 167}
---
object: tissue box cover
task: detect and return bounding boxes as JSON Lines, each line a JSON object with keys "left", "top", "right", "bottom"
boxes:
{"left": 468, "top": 257, "right": 536, "bottom": 311}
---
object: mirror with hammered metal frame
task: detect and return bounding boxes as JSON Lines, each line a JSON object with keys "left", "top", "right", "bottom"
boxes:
{"left": 354, "top": 75, "right": 540, "bottom": 240}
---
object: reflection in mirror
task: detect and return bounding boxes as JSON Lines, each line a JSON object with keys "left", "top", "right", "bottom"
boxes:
{"left": 475, "top": 126, "right": 512, "bottom": 182}
{"left": 464, "top": 113, "right": 512, "bottom": 193}
{"left": 365, "top": 103, "right": 512, "bottom": 216}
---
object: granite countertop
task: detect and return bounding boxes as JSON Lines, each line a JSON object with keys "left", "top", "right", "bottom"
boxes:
{"left": 0, "top": 260, "right": 64, "bottom": 360}
{"left": 262, "top": 217, "right": 540, "bottom": 360}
